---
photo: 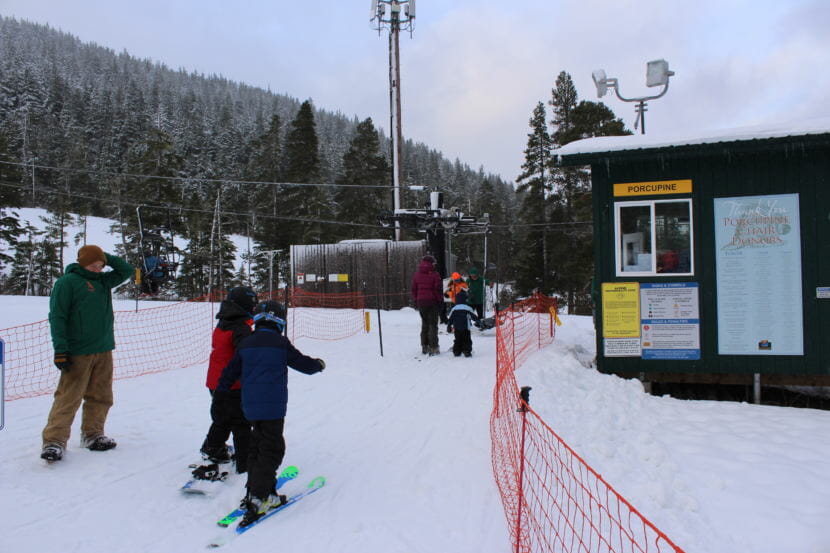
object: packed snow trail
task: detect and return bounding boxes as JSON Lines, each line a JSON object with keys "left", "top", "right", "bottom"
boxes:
{"left": 2, "top": 298, "right": 830, "bottom": 553}
{"left": 0, "top": 303, "right": 510, "bottom": 553}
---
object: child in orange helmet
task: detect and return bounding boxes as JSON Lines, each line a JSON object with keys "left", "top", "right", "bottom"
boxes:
{"left": 444, "top": 272, "right": 469, "bottom": 304}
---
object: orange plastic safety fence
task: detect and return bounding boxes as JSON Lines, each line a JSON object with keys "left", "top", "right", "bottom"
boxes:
{"left": 491, "top": 295, "right": 685, "bottom": 553}
{"left": 1, "top": 299, "right": 216, "bottom": 401}
{"left": 1, "top": 290, "right": 367, "bottom": 401}
{"left": 288, "top": 289, "right": 366, "bottom": 342}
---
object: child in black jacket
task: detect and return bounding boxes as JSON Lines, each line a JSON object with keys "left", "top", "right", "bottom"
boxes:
{"left": 446, "top": 290, "right": 479, "bottom": 357}
{"left": 216, "top": 300, "right": 325, "bottom": 527}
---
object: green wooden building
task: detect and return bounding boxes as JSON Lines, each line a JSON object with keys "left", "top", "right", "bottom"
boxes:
{"left": 555, "top": 121, "right": 830, "bottom": 387}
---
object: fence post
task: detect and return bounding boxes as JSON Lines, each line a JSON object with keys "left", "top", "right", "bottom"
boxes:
{"left": 376, "top": 307, "right": 384, "bottom": 357}
{"left": 515, "top": 385, "right": 532, "bottom": 553}
{"left": 511, "top": 303, "right": 516, "bottom": 368}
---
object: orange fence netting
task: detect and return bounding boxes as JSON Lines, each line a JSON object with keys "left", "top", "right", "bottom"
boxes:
{"left": 491, "top": 293, "right": 685, "bottom": 553}
{"left": 1, "top": 291, "right": 366, "bottom": 401}
{"left": 288, "top": 289, "right": 366, "bottom": 342}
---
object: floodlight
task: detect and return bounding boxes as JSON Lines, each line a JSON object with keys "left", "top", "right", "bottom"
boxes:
{"left": 592, "top": 69, "right": 608, "bottom": 98}
{"left": 646, "top": 59, "right": 673, "bottom": 87}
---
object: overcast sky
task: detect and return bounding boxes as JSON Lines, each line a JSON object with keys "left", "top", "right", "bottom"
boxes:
{"left": 2, "top": 0, "right": 829, "bottom": 182}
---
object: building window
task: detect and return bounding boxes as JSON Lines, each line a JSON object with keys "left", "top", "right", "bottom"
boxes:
{"left": 614, "top": 199, "right": 693, "bottom": 276}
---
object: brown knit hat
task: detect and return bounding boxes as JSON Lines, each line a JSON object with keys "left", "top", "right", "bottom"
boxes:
{"left": 77, "top": 245, "right": 106, "bottom": 267}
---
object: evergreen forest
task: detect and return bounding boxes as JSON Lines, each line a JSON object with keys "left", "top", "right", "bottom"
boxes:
{"left": 0, "top": 16, "right": 630, "bottom": 310}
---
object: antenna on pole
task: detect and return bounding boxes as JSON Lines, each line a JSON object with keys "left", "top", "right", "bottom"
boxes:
{"left": 370, "top": 0, "right": 415, "bottom": 241}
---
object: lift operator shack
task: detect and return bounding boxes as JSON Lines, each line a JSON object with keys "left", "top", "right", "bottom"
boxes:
{"left": 554, "top": 119, "right": 830, "bottom": 391}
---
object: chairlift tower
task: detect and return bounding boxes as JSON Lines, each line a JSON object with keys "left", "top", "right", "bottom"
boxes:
{"left": 379, "top": 190, "right": 490, "bottom": 279}
{"left": 370, "top": 0, "right": 415, "bottom": 241}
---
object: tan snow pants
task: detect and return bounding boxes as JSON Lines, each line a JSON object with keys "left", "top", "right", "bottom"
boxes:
{"left": 42, "top": 351, "right": 114, "bottom": 448}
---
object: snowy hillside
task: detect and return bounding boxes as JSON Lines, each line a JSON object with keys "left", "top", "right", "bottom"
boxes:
{"left": 2, "top": 208, "right": 254, "bottom": 277}
{"left": 1, "top": 296, "right": 829, "bottom": 553}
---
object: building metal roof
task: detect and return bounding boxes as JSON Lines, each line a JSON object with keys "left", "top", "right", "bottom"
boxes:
{"left": 554, "top": 117, "right": 830, "bottom": 161}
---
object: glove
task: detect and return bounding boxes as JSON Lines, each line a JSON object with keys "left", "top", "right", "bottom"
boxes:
{"left": 316, "top": 358, "right": 326, "bottom": 371}
{"left": 54, "top": 352, "right": 70, "bottom": 372}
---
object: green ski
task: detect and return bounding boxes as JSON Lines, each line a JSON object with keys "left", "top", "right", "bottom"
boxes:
{"left": 215, "top": 465, "right": 299, "bottom": 527}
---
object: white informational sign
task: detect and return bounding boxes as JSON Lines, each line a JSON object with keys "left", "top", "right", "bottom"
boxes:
{"left": 604, "top": 337, "right": 642, "bottom": 357}
{"left": 306, "top": 274, "right": 317, "bottom": 283}
{"left": 818, "top": 287, "right": 830, "bottom": 299}
{"left": 640, "top": 283, "right": 700, "bottom": 360}
{"left": 296, "top": 273, "right": 305, "bottom": 285}
{"left": 0, "top": 338, "right": 5, "bottom": 430}
{"left": 714, "top": 194, "right": 804, "bottom": 355}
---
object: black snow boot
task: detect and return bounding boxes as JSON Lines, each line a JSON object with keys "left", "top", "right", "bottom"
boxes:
{"left": 41, "top": 443, "right": 64, "bottom": 462}
{"left": 200, "top": 443, "right": 232, "bottom": 464}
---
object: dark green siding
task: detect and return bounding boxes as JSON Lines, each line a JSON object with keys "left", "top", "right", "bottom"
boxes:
{"left": 565, "top": 135, "right": 830, "bottom": 378}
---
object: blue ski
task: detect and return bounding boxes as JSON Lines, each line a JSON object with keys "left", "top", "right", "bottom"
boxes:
{"left": 207, "top": 476, "right": 326, "bottom": 548}
{"left": 215, "top": 465, "right": 299, "bottom": 527}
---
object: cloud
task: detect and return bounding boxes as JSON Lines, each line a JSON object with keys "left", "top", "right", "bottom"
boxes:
{"left": 4, "top": 0, "right": 830, "bottom": 183}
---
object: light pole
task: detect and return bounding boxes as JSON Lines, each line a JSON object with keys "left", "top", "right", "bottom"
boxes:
{"left": 256, "top": 249, "right": 281, "bottom": 299}
{"left": 592, "top": 59, "right": 675, "bottom": 134}
{"left": 370, "top": 0, "right": 416, "bottom": 241}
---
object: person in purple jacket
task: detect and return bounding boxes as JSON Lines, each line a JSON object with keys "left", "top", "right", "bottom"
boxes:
{"left": 411, "top": 254, "right": 444, "bottom": 355}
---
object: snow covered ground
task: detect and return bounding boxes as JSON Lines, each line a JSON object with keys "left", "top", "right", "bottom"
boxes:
{"left": 1, "top": 296, "right": 829, "bottom": 553}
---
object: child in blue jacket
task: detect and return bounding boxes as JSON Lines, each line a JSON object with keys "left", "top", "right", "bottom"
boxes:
{"left": 216, "top": 300, "right": 325, "bottom": 527}
{"left": 446, "top": 290, "right": 479, "bottom": 357}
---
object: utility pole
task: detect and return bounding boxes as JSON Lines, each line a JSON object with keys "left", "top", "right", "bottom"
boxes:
{"left": 370, "top": 0, "right": 415, "bottom": 241}
{"left": 257, "top": 249, "right": 281, "bottom": 299}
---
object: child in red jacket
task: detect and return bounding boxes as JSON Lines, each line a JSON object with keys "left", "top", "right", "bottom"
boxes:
{"left": 198, "top": 286, "right": 257, "bottom": 474}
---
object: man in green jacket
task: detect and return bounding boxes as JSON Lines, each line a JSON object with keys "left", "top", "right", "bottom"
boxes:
{"left": 41, "top": 245, "right": 134, "bottom": 462}
{"left": 465, "top": 266, "right": 492, "bottom": 320}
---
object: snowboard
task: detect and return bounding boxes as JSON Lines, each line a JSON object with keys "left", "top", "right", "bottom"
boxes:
{"left": 180, "top": 445, "right": 235, "bottom": 495}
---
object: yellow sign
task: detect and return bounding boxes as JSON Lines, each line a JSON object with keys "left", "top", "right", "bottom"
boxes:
{"left": 328, "top": 273, "right": 349, "bottom": 282}
{"left": 613, "top": 179, "right": 692, "bottom": 197}
{"left": 601, "top": 282, "right": 640, "bottom": 338}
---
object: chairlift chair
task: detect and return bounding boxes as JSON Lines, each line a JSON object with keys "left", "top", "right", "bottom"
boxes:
{"left": 137, "top": 206, "right": 180, "bottom": 296}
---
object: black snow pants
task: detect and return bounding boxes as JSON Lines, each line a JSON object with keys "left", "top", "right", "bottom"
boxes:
{"left": 452, "top": 329, "right": 473, "bottom": 356}
{"left": 203, "top": 389, "right": 251, "bottom": 473}
{"left": 418, "top": 304, "right": 440, "bottom": 350}
{"left": 246, "top": 418, "right": 286, "bottom": 500}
